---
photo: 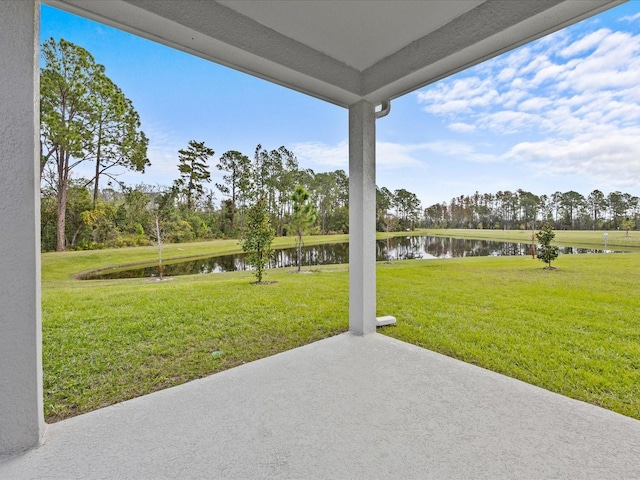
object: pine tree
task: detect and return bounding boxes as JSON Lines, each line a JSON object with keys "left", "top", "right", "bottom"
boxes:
{"left": 174, "top": 140, "right": 213, "bottom": 210}
{"left": 40, "top": 37, "right": 148, "bottom": 250}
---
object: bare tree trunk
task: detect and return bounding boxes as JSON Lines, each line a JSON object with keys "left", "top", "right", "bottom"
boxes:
{"left": 231, "top": 188, "right": 236, "bottom": 232}
{"left": 155, "top": 216, "right": 163, "bottom": 280}
{"left": 93, "top": 127, "right": 103, "bottom": 207}
{"left": 297, "top": 228, "right": 302, "bottom": 272}
{"left": 71, "top": 226, "right": 82, "bottom": 247}
{"left": 386, "top": 215, "right": 391, "bottom": 263}
{"left": 55, "top": 184, "right": 67, "bottom": 252}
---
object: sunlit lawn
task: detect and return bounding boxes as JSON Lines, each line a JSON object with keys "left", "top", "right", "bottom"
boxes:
{"left": 42, "top": 233, "right": 640, "bottom": 422}
{"left": 43, "top": 266, "right": 349, "bottom": 421}
{"left": 378, "top": 254, "right": 640, "bottom": 420}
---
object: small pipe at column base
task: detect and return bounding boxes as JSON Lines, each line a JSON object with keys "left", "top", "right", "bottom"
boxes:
{"left": 376, "top": 315, "right": 397, "bottom": 327}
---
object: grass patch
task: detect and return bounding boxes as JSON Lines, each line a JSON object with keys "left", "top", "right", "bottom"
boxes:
{"left": 43, "top": 267, "right": 348, "bottom": 421}
{"left": 42, "top": 234, "right": 640, "bottom": 422}
{"left": 378, "top": 254, "right": 640, "bottom": 419}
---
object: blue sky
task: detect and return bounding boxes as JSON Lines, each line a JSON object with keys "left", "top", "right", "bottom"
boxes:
{"left": 41, "top": 2, "right": 640, "bottom": 207}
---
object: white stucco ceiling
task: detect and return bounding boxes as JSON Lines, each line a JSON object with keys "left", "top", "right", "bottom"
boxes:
{"left": 48, "top": 0, "right": 625, "bottom": 108}
{"left": 217, "top": 0, "right": 485, "bottom": 71}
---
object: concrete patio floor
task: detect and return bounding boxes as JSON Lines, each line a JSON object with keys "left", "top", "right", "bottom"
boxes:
{"left": 1, "top": 332, "right": 639, "bottom": 479}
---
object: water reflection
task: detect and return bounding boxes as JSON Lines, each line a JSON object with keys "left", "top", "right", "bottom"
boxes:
{"left": 80, "top": 236, "right": 613, "bottom": 280}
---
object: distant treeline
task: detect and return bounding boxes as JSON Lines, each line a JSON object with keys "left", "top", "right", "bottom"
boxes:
{"left": 41, "top": 142, "right": 423, "bottom": 252}
{"left": 424, "top": 189, "right": 639, "bottom": 231}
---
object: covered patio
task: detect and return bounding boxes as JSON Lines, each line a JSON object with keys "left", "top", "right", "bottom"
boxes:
{"left": 2, "top": 333, "right": 639, "bottom": 479}
{"left": 2, "top": 0, "right": 639, "bottom": 477}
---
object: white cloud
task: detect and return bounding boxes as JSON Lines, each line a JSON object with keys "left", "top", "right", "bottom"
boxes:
{"left": 416, "top": 77, "right": 498, "bottom": 115}
{"left": 272, "top": 136, "right": 498, "bottom": 174}
{"left": 145, "top": 145, "right": 180, "bottom": 180}
{"left": 496, "top": 67, "right": 516, "bottom": 83}
{"left": 376, "top": 142, "right": 426, "bottom": 169}
{"left": 291, "top": 140, "right": 427, "bottom": 171}
{"left": 138, "top": 124, "right": 184, "bottom": 183}
{"left": 518, "top": 97, "right": 552, "bottom": 112}
{"left": 448, "top": 122, "right": 476, "bottom": 133}
{"left": 291, "top": 140, "right": 348, "bottom": 169}
{"left": 530, "top": 62, "right": 564, "bottom": 86}
{"left": 559, "top": 29, "right": 611, "bottom": 58}
{"left": 479, "top": 110, "right": 546, "bottom": 134}
{"left": 421, "top": 141, "right": 501, "bottom": 163}
{"left": 505, "top": 127, "right": 640, "bottom": 188}
{"left": 414, "top": 12, "right": 640, "bottom": 192}
{"left": 621, "top": 12, "right": 640, "bottom": 22}
{"left": 499, "top": 88, "right": 528, "bottom": 109}
{"left": 418, "top": 24, "right": 640, "bottom": 133}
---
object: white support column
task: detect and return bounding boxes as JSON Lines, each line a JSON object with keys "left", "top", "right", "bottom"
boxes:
{"left": 0, "top": 0, "right": 44, "bottom": 456}
{"left": 348, "top": 100, "right": 377, "bottom": 335}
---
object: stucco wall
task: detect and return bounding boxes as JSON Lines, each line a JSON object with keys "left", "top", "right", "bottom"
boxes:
{"left": 0, "top": 0, "right": 44, "bottom": 457}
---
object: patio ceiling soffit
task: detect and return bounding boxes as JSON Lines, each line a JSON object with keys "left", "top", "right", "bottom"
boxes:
{"left": 47, "top": 0, "right": 624, "bottom": 108}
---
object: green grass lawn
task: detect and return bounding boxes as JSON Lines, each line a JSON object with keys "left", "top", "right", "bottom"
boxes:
{"left": 42, "top": 232, "right": 640, "bottom": 422}
{"left": 378, "top": 254, "right": 640, "bottom": 419}
{"left": 43, "top": 265, "right": 349, "bottom": 421}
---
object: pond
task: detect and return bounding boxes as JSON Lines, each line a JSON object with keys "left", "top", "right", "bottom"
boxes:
{"left": 80, "top": 235, "right": 615, "bottom": 280}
